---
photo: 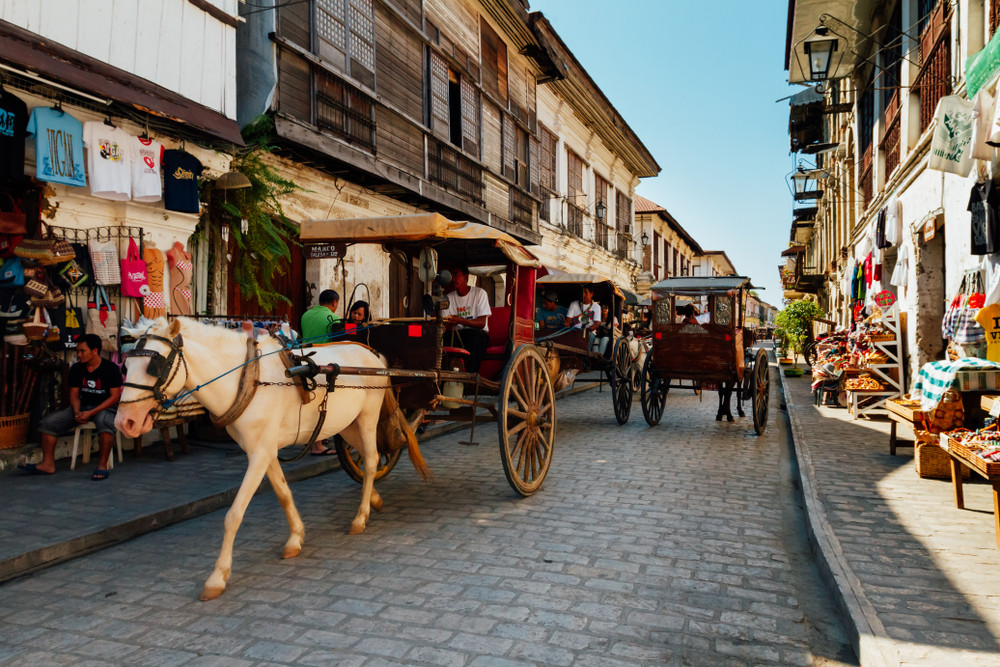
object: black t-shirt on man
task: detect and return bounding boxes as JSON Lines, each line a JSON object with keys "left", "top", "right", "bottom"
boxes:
{"left": 0, "top": 90, "right": 28, "bottom": 180}
{"left": 969, "top": 180, "right": 1000, "bottom": 255}
{"left": 69, "top": 357, "right": 123, "bottom": 410}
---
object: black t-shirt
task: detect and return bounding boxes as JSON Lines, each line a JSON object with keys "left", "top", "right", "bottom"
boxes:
{"left": 969, "top": 181, "right": 1000, "bottom": 255}
{"left": 0, "top": 91, "right": 28, "bottom": 180}
{"left": 69, "top": 358, "right": 123, "bottom": 410}
{"left": 162, "top": 150, "right": 203, "bottom": 213}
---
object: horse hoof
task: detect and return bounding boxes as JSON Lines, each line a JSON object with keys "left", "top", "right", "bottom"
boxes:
{"left": 199, "top": 585, "right": 225, "bottom": 601}
{"left": 715, "top": 414, "right": 722, "bottom": 421}
{"left": 348, "top": 520, "right": 366, "bottom": 535}
{"left": 281, "top": 545, "right": 301, "bottom": 559}
{"left": 727, "top": 416, "right": 734, "bottom": 422}
{"left": 371, "top": 496, "right": 383, "bottom": 513}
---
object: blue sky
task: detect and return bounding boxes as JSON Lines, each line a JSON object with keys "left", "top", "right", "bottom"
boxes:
{"left": 535, "top": 0, "right": 793, "bottom": 301}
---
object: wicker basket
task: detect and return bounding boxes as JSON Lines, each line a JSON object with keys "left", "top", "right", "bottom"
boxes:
{"left": 915, "top": 439, "right": 969, "bottom": 479}
{"left": 0, "top": 413, "right": 30, "bottom": 450}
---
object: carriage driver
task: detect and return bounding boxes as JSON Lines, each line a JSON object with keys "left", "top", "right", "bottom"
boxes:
{"left": 442, "top": 264, "right": 491, "bottom": 374}
{"left": 565, "top": 286, "right": 606, "bottom": 354}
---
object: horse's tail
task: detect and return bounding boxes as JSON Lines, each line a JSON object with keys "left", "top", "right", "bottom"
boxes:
{"left": 381, "top": 386, "right": 432, "bottom": 481}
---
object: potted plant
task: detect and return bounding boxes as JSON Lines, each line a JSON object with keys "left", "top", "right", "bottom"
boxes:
{"left": 774, "top": 328, "right": 791, "bottom": 363}
{"left": 776, "top": 299, "right": 824, "bottom": 377}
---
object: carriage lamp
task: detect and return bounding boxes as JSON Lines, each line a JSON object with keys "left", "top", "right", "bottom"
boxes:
{"left": 595, "top": 201, "right": 606, "bottom": 220}
{"left": 804, "top": 28, "right": 838, "bottom": 81}
{"left": 640, "top": 231, "right": 649, "bottom": 247}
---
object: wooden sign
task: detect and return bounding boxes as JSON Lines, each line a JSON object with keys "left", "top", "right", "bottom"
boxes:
{"left": 923, "top": 219, "right": 936, "bottom": 242}
{"left": 304, "top": 242, "right": 347, "bottom": 259}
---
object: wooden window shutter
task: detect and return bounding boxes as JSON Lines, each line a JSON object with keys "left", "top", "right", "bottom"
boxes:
{"left": 348, "top": 0, "right": 375, "bottom": 86}
{"left": 480, "top": 19, "right": 500, "bottom": 101}
{"left": 430, "top": 51, "right": 450, "bottom": 141}
{"left": 461, "top": 77, "right": 480, "bottom": 157}
{"left": 503, "top": 113, "right": 516, "bottom": 178}
{"left": 497, "top": 37, "right": 508, "bottom": 106}
{"left": 567, "top": 150, "right": 584, "bottom": 207}
{"left": 539, "top": 128, "right": 552, "bottom": 191}
{"left": 526, "top": 72, "right": 536, "bottom": 131}
{"left": 616, "top": 190, "right": 631, "bottom": 234}
{"left": 653, "top": 232, "right": 659, "bottom": 279}
{"left": 529, "top": 136, "right": 539, "bottom": 194}
{"left": 316, "top": 0, "right": 347, "bottom": 69}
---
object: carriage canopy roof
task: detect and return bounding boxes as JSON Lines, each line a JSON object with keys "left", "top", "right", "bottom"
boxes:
{"left": 651, "top": 276, "right": 754, "bottom": 293}
{"left": 300, "top": 213, "right": 540, "bottom": 267}
{"left": 536, "top": 273, "right": 624, "bottom": 298}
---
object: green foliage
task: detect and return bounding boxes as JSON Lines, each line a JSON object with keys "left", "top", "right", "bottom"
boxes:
{"left": 775, "top": 300, "right": 824, "bottom": 368}
{"left": 773, "top": 327, "right": 789, "bottom": 357}
{"left": 199, "top": 115, "right": 303, "bottom": 310}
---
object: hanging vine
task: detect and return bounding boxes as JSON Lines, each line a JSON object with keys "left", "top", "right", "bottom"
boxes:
{"left": 196, "top": 115, "right": 304, "bottom": 310}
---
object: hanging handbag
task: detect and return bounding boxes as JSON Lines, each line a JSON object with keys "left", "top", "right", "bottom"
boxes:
{"left": 22, "top": 307, "right": 48, "bottom": 341}
{"left": 51, "top": 293, "right": 84, "bottom": 350}
{"left": 15, "top": 223, "right": 75, "bottom": 265}
{"left": 120, "top": 237, "right": 149, "bottom": 297}
{"left": 0, "top": 289, "right": 28, "bottom": 343}
{"left": 86, "top": 285, "right": 118, "bottom": 351}
{"left": 0, "top": 234, "right": 22, "bottom": 259}
{"left": 0, "top": 194, "right": 27, "bottom": 236}
{"left": 89, "top": 237, "right": 121, "bottom": 285}
{"left": 0, "top": 256, "right": 25, "bottom": 288}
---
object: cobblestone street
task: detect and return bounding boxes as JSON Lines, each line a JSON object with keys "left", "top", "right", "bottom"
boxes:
{"left": 0, "top": 361, "right": 856, "bottom": 667}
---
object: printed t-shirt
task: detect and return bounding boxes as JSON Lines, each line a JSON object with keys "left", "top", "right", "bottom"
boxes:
{"left": 83, "top": 122, "right": 132, "bottom": 200}
{"left": 26, "top": 107, "right": 86, "bottom": 187}
{"left": 162, "top": 150, "right": 203, "bottom": 213}
{"left": 443, "top": 286, "right": 491, "bottom": 332}
{"left": 300, "top": 305, "right": 341, "bottom": 342}
{"left": 969, "top": 181, "right": 1000, "bottom": 255}
{"left": 975, "top": 304, "right": 1000, "bottom": 362}
{"left": 130, "top": 137, "right": 164, "bottom": 202}
{"left": 535, "top": 305, "right": 567, "bottom": 329}
{"left": 567, "top": 300, "right": 601, "bottom": 330}
{"left": 69, "top": 357, "right": 123, "bottom": 410}
{"left": 0, "top": 91, "right": 28, "bottom": 180}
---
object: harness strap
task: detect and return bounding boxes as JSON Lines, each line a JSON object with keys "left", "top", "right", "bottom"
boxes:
{"left": 278, "top": 378, "right": 332, "bottom": 463}
{"left": 278, "top": 348, "right": 314, "bottom": 406}
{"left": 210, "top": 338, "right": 261, "bottom": 428}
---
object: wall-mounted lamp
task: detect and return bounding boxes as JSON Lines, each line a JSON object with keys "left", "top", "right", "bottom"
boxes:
{"left": 803, "top": 28, "right": 838, "bottom": 82}
{"left": 640, "top": 231, "right": 649, "bottom": 247}
{"left": 595, "top": 201, "right": 607, "bottom": 221}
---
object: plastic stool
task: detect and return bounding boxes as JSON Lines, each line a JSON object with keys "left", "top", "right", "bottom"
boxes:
{"left": 70, "top": 422, "right": 123, "bottom": 470}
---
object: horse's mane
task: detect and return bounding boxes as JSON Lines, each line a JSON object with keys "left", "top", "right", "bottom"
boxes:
{"left": 173, "top": 317, "right": 266, "bottom": 350}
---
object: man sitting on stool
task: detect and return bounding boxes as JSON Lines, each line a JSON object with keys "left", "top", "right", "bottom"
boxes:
{"left": 442, "top": 264, "right": 491, "bottom": 374}
{"left": 19, "top": 334, "right": 122, "bottom": 480}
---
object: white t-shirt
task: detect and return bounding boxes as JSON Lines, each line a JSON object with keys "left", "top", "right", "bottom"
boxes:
{"left": 443, "top": 286, "right": 492, "bottom": 332}
{"left": 567, "top": 300, "right": 601, "bottom": 329}
{"left": 83, "top": 122, "right": 132, "bottom": 201}
{"left": 130, "top": 137, "right": 163, "bottom": 202}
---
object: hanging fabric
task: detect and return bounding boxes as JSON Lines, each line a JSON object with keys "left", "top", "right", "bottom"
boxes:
{"left": 971, "top": 88, "right": 996, "bottom": 161}
{"left": 928, "top": 95, "right": 976, "bottom": 176}
{"left": 890, "top": 244, "right": 909, "bottom": 289}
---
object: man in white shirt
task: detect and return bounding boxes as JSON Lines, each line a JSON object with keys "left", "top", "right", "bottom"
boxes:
{"left": 566, "top": 286, "right": 608, "bottom": 355}
{"left": 442, "top": 264, "right": 492, "bottom": 373}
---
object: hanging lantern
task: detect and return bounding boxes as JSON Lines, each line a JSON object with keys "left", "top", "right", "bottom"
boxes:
{"left": 804, "top": 28, "right": 838, "bottom": 82}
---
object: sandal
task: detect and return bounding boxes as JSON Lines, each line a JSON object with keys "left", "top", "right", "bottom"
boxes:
{"left": 91, "top": 469, "right": 109, "bottom": 481}
{"left": 18, "top": 463, "right": 54, "bottom": 476}
{"left": 310, "top": 448, "right": 337, "bottom": 456}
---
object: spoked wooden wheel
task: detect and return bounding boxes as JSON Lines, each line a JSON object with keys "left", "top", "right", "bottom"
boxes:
{"left": 336, "top": 409, "right": 425, "bottom": 484}
{"left": 611, "top": 337, "right": 633, "bottom": 425}
{"left": 499, "top": 345, "right": 556, "bottom": 496}
{"left": 640, "top": 353, "right": 668, "bottom": 426}
{"left": 751, "top": 349, "right": 769, "bottom": 435}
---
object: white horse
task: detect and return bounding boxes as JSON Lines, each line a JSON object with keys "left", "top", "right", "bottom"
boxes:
{"left": 115, "top": 317, "right": 429, "bottom": 601}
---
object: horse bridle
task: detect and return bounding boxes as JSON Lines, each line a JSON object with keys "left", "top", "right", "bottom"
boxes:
{"left": 121, "top": 333, "right": 188, "bottom": 405}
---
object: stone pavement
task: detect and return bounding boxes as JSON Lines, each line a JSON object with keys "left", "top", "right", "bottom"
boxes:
{"left": 782, "top": 372, "right": 1000, "bottom": 667}
{"left": 0, "top": 362, "right": 856, "bottom": 667}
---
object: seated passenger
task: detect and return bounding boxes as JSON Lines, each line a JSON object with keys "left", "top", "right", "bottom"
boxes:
{"left": 347, "top": 300, "right": 370, "bottom": 324}
{"left": 566, "top": 286, "right": 603, "bottom": 353}
{"left": 442, "top": 265, "right": 491, "bottom": 374}
{"left": 535, "top": 291, "right": 567, "bottom": 329}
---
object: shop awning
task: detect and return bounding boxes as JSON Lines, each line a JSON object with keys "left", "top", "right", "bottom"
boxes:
{"left": 0, "top": 18, "right": 243, "bottom": 146}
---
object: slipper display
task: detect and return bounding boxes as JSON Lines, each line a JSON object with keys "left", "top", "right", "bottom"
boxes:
{"left": 17, "top": 463, "right": 53, "bottom": 475}
{"left": 91, "top": 469, "right": 109, "bottom": 481}
{"left": 310, "top": 448, "right": 337, "bottom": 456}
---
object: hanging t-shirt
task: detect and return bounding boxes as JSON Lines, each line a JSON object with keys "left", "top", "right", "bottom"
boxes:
{"left": 969, "top": 181, "right": 1000, "bottom": 255}
{"left": 864, "top": 253, "right": 873, "bottom": 288}
{"left": 885, "top": 193, "right": 901, "bottom": 246}
{"left": 130, "top": 137, "right": 163, "bottom": 203}
{"left": 890, "top": 244, "right": 909, "bottom": 289}
{"left": 875, "top": 207, "right": 890, "bottom": 249}
{"left": 971, "top": 89, "right": 996, "bottom": 160}
{"left": 162, "top": 150, "right": 203, "bottom": 213}
{"left": 0, "top": 90, "right": 28, "bottom": 180}
{"left": 443, "top": 286, "right": 491, "bottom": 332}
{"left": 975, "top": 304, "right": 1000, "bottom": 362}
{"left": 26, "top": 107, "right": 85, "bottom": 187}
{"left": 83, "top": 122, "right": 132, "bottom": 200}
{"left": 928, "top": 95, "right": 975, "bottom": 177}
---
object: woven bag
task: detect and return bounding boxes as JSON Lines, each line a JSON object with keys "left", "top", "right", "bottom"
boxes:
{"left": 89, "top": 238, "right": 121, "bottom": 285}
{"left": 22, "top": 308, "right": 48, "bottom": 341}
{"left": 14, "top": 235, "right": 74, "bottom": 266}
{"left": 85, "top": 286, "right": 118, "bottom": 351}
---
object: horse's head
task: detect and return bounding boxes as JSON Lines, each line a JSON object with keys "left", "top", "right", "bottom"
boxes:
{"left": 115, "top": 318, "right": 186, "bottom": 438}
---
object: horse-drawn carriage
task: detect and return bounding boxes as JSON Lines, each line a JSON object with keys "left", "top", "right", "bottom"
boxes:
{"left": 640, "top": 276, "right": 769, "bottom": 434}
{"left": 296, "top": 213, "right": 557, "bottom": 496}
{"left": 532, "top": 273, "right": 634, "bottom": 424}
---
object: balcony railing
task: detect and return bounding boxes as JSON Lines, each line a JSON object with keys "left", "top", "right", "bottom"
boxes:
{"left": 915, "top": 3, "right": 951, "bottom": 133}
{"left": 615, "top": 232, "right": 631, "bottom": 261}
{"left": 860, "top": 144, "right": 873, "bottom": 207}
{"left": 510, "top": 187, "right": 533, "bottom": 228}
{"left": 567, "top": 204, "right": 585, "bottom": 237}
{"left": 595, "top": 221, "right": 613, "bottom": 250}
{"left": 881, "top": 91, "right": 901, "bottom": 179}
{"left": 315, "top": 69, "right": 376, "bottom": 152}
{"left": 429, "top": 139, "right": 484, "bottom": 205}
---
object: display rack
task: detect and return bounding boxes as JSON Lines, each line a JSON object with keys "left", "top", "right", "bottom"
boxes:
{"left": 850, "top": 303, "right": 905, "bottom": 420}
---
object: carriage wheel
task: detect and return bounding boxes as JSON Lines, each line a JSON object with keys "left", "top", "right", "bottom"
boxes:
{"left": 739, "top": 348, "right": 754, "bottom": 415}
{"left": 751, "top": 349, "right": 769, "bottom": 435}
{"left": 630, "top": 363, "right": 641, "bottom": 393}
{"left": 499, "top": 345, "right": 556, "bottom": 497}
{"left": 336, "top": 409, "right": 425, "bottom": 484}
{"left": 640, "top": 353, "right": 668, "bottom": 426}
{"left": 611, "top": 338, "right": 633, "bottom": 425}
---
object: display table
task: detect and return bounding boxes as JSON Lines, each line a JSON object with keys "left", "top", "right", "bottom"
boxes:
{"left": 848, "top": 390, "right": 899, "bottom": 420}
{"left": 886, "top": 399, "right": 926, "bottom": 456}
{"left": 944, "top": 434, "right": 1000, "bottom": 549}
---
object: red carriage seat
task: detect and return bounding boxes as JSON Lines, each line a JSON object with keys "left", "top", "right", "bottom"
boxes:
{"left": 478, "top": 306, "right": 511, "bottom": 380}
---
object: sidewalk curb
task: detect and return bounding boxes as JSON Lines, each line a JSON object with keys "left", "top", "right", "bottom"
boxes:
{"left": 777, "top": 367, "right": 899, "bottom": 667}
{"left": 0, "top": 382, "right": 600, "bottom": 585}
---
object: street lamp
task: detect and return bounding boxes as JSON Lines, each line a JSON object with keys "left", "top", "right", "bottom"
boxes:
{"left": 804, "top": 28, "right": 838, "bottom": 81}
{"left": 640, "top": 230, "right": 649, "bottom": 247}
{"left": 791, "top": 168, "right": 825, "bottom": 201}
{"left": 595, "top": 201, "right": 606, "bottom": 221}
